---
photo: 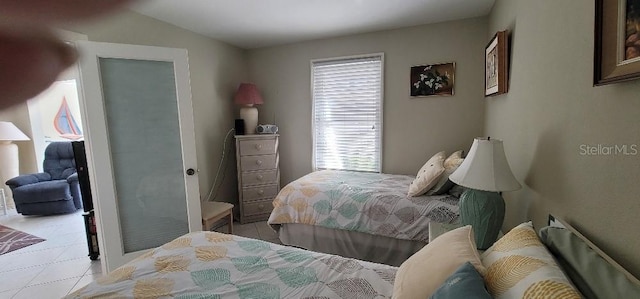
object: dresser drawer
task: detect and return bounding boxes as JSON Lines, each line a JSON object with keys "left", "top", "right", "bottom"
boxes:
{"left": 243, "top": 199, "right": 274, "bottom": 216}
{"left": 240, "top": 154, "right": 277, "bottom": 171}
{"left": 242, "top": 184, "right": 279, "bottom": 202}
{"left": 239, "top": 139, "right": 277, "bottom": 156}
{"left": 242, "top": 170, "right": 279, "bottom": 186}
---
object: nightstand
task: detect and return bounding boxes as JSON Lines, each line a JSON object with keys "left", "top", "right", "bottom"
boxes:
{"left": 429, "top": 222, "right": 462, "bottom": 242}
{"left": 235, "top": 134, "right": 280, "bottom": 224}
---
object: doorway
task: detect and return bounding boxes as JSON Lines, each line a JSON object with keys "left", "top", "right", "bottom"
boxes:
{"left": 0, "top": 30, "right": 100, "bottom": 297}
{"left": 26, "top": 78, "right": 84, "bottom": 172}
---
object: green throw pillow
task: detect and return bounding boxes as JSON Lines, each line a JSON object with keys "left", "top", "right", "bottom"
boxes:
{"left": 430, "top": 262, "right": 492, "bottom": 299}
{"left": 539, "top": 226, "right": 640, "bottom": 299}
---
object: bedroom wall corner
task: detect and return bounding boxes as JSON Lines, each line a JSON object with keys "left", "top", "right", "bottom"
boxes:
{"left": 487, "top": 0, "right": 640, "bottom": 277}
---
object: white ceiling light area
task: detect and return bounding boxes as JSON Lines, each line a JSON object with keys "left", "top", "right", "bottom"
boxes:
{"left": 131, "top": 0, "right": 495, "bottom": 49}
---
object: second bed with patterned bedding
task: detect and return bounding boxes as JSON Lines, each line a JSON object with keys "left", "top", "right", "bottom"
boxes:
{"left": 268, "top": 170, "right": 460, "bottom": 265}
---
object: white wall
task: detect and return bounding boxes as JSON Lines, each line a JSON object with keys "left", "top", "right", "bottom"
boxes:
{"left": 487, "top": 0, "right": 640, "bottom": 277}
{"left": 247, "top": 17, "right": 488, "bottom": 185}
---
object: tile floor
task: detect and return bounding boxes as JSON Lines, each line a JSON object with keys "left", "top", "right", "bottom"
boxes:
{"left": 0, "top": 210, "right": 100, "bottom": 299}
{"left": 0, "top": 209, "right": 280, "bottom": 299}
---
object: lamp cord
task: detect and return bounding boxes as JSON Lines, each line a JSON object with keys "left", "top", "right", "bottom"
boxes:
{"left": 205, "top": 128, "right": 235, "bottom": 202}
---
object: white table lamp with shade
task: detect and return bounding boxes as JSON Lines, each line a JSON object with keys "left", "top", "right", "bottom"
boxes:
{"left": 234, "top": 83, "right": 264, "bottom": 135}
{"left": 0, "top": 121, "right": 31, "bottom": 210}
{"left": 449, "top": 137, "right": 521, "bottom": 250}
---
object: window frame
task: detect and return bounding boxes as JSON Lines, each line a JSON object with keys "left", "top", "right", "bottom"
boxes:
{"left": 310, "top": 53, "right": 385, "bottom": 173}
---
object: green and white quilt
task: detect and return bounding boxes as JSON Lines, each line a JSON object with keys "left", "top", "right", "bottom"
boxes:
{"left": 268, "top": 170, "right": 459, "bottom": 241}
{"left": 66, "top": 232, "right": 397, "bottom": 299}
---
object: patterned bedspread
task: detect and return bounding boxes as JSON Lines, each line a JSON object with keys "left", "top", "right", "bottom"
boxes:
{"left": 268, "top": 170, "right": 460, "bottom": 242}
{"left": 67, "top": 232, "right": 397, "bottom": 299}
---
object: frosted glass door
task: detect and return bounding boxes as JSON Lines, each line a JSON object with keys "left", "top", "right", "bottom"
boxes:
{"left": 77, "top": 42, "right": 201, "bottom": 272}
{"left": 101, "top": 58, "right": 188, "bottom": 252}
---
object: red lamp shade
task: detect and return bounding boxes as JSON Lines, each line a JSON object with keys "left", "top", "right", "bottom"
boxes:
{"left": 234, "top": 83, "right": 264, "bottom": 105}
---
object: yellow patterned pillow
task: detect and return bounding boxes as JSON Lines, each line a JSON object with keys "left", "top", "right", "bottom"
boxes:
{"left": 480, "top": 222, "right": 581, "bottom": 299}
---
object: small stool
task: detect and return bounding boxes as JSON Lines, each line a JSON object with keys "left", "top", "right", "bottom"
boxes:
{"left": 201, "top": 201, "right": 234, "bottom": 234}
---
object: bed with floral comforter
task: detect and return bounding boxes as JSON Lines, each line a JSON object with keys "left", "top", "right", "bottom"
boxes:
{"left": 66, "top": 231, "right": 397, "bottom": 299}
{"left": 268, "top": 170, "right": 459, "bottom": 242}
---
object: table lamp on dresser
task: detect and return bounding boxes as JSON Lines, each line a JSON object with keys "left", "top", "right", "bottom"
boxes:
{"left": 234, "top": 83, "right": 264, "bottom": 135}
{"left": 449, "top": 137, "right": 521, "bottom": 250}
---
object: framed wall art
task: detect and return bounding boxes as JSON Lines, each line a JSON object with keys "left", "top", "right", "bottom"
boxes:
{"left": 410, "top": 62, "right": 455, "bottom": 97}
{"left": 594, "top": 0, "right": 640, "bottom": 85}
{"left": 485, "top": 30, "right": 509, "bottom": 96}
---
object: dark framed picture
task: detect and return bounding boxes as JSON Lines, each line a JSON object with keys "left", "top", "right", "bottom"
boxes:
{"left": 594, "top": 0, "right": 640, "bottom": 85}
{"left": 485, "top": 30, "right": 509, "bottom": 96}
{"left": 410, "top": 62, "right": 455, "bottom": 97}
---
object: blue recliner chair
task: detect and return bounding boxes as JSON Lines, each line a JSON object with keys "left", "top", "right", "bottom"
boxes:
{"left": 6, "top": 142, "right": 83, "bottom": 215}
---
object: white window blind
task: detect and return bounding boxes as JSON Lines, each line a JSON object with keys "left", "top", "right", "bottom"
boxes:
{"left": 312, "top": 54, "right": 383, "bottom": 173}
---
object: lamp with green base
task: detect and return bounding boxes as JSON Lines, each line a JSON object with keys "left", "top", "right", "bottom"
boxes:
{"left": 449, "top": 137, "right": 521, "bottom": 250}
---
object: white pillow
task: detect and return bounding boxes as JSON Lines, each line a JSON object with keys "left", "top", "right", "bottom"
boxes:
{"left": 393, "top": 225, "right": 485, "bottom": 298}
{"left": 408, "top": 151, "right": 446, "bottom": 197}
{"left": 427, "top": 150, "right": 464, "bottom": 195}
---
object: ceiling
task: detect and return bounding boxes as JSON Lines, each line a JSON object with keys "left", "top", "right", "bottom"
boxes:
{"left": 131, "top": 0, "right": 495, "bottom": 49}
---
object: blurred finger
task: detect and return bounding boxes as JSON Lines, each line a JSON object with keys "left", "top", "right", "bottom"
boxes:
{"left": 0, "top": 31, "right": 77, "bottom": 110}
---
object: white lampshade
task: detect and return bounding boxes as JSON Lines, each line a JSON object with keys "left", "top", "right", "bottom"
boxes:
{"left": 0, "top": 122, "right": 30, "bottom": 141}
{"left": 449, "top": 137, "right": 521, "bottom": 192}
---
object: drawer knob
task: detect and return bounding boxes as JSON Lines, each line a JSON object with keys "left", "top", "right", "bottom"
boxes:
{"left": 258, "top": 204, "right": 265, "bottom": 210}
{"left": 257, "top": 174, "right": 264, "bottom": 181}
{"left": 255, "top": 144, "right": 263, "bottom": 150}
{"left": 256, "top": 160, "right": 263, "bottom": 166}
{"left": 257, "top": 189, "right": 264, "bottom": 195}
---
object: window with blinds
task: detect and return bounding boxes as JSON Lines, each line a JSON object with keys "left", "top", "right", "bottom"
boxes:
{"left": 312, "top": 54, "right": 383, "bottom": 173}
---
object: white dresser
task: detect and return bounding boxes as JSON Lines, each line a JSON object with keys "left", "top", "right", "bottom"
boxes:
{"left": 235, "top": 134, "right": 280, "bottom": 224}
